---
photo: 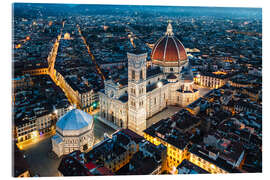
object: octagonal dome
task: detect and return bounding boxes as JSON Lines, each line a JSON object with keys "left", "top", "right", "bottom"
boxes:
{"left": 56, "top": 109, "right": 94, "bottom": 131}
{"left": 151, "top": 22, "right": 188, "bottom": 67}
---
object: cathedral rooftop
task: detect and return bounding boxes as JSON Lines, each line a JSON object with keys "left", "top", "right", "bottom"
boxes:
{"left": 128, "top": 48, "right": 146, "bottom": 55}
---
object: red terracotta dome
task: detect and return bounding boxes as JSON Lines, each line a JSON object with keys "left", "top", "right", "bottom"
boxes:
{"left": 151, "top": 22, "right": 188, "bottom": 67}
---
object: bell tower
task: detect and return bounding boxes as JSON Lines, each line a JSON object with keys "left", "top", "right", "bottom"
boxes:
{"left": 127, "top": 51, "right": 147, "bottom": 135}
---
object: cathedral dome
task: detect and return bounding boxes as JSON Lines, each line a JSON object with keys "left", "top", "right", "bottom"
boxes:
{"left": 56, "top": 109, "right": 94, "bottom": 131}
{"left": 151, "top": 22, "right": 188, "bottom": 67}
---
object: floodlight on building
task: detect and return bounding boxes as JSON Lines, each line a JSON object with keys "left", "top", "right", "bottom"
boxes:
{"left": 210, "top": 164, "right": 216, "bottom": 169}
{"left": 92, "top": 102, "right": 98, "bottom": 108}
{"left": 32, "top": 131, "right": 38, "bottom": 138}
{"left": 157, "top": 81, "right": 163, "bottom": 88}
{"left": 69, "top": 105, "right": 74, "bottom": 110}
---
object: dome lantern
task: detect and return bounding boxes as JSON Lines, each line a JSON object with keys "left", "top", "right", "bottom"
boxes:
{"left": 151, "top": 22, "right": 188, "bottom": 68}
{"left": 165, "top": 20, "right": 174, "bottom": 36}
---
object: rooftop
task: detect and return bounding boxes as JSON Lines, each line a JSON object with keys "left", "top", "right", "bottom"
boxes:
{"left": 56, "top": 109, "right": 93, "bottom": 131}
{"left": 177, "top": 159, "right": 209, "bottom": 174}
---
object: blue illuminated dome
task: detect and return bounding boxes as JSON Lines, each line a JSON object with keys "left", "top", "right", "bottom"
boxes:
{"left": 56, "top": 109, "right": 93, "bottom": 131}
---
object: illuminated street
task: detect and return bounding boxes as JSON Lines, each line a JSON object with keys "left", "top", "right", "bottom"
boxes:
{"left": 12, "top": 3, "right": 262, "bottom": 177}
{"left": 77, "top": 25, "right": 106, "bottom": 81}
{"left": 17, "top": 130, "right": 55, "bottom": 151}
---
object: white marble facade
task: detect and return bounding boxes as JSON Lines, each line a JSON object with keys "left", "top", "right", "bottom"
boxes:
{"left": 99, "top": 22, "right": 200, "bottom": 135}
{"left": 99, "top": 53, "right": 199, "bottom": 135}
{"left": 52, "top": 109, "right": 94, "bottom": 157}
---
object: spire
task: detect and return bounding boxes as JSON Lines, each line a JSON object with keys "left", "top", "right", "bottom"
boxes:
{"left": 165, "top": 20, "right": 174, "bottom": 36}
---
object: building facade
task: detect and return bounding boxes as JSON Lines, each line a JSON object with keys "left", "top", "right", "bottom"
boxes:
{"left": 194, "top": 74, "right": 226, "bottom": 89}
{"left": 99, "top": 22, "right": 199, "bottom": 135}
{"left": 52, "top": 109, "right": 94, "bottom": 157}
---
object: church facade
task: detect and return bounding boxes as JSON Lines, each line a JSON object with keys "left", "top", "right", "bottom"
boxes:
{"left": 99, "top": 22, "right": 200, "bottom": 135}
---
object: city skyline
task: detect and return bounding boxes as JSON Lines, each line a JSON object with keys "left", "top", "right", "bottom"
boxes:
{"left": 11, "top": 3, "right": 262, "bottom": 177}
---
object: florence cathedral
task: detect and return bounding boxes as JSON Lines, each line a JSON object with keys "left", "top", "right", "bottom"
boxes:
{"left": 99, "top": 22, "right": 200, "bottom": 135}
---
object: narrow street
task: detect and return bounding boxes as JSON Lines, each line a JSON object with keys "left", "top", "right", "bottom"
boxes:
{"left": 77, "top": 24, "right": 106, "bottom": 81}
{"left": 46, "top": 22, "right": 81, "bottom": 107}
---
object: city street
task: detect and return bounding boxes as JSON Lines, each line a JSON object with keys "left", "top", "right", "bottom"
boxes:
{"left": 77, "top": 25, "right": 105, "bottom": 81}
{"left": 12, "top": 4, "right": 262, "bottom": 176}
{"left": 17, "top": 130, "right": 55, "bottom": 151}
{"left": 23, "top": 116, "right": 115, "bottom": 177}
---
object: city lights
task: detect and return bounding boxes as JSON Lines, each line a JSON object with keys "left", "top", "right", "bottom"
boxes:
{"left": 157, "top": 81, "right": 163, "bottom": 88}
{"left": 92, "top": 102, "right": 98, "bottom": 108}
{"left": 32, "top": 131, "right": 39, "bottom": 138}
{"left": 12, "top": 3, "right": 262, "bottom": 177}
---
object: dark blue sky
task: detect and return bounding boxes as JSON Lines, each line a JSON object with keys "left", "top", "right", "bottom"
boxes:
{"left": 13, "top": 3, "right": 262, "bottom": 20}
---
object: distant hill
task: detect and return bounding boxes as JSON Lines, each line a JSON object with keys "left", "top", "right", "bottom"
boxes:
{"left": 12, "top": 3, "right": 262, "bottom": 19}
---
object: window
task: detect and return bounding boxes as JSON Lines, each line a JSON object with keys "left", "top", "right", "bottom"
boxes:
{"left": 120, "top": 120, "right": 123, "bottom": 128}
{"left": 140, "top": 71, "right": 143, "bottom": 80}
{"left": 170, "top": 68, "right": 173, "bottom": 72}
{"left": 132, "top": 70, "right": 135, "bottom": 80}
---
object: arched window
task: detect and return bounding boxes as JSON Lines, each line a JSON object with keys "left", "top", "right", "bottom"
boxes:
{"left": 132, "top": 70, "right": 135, "bottom": 80}
{"left": 112, "top": 112, "right": 115, "bottom": 123}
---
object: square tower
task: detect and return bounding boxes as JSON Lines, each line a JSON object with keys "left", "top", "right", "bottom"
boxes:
{"left": 127, "top": 52, "right": 147, "bottom": 135}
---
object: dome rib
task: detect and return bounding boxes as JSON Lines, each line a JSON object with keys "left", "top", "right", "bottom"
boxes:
{"left": 171, "top": 36, "right": 181, "bottom": 61}
{"left": 151, "top": 36, "right": 165, "bottom": 59}
{"left": 56, "top": 109, "right": 93, "bottom": 131}
{"left": 175, "top": 38, "right": 188, "bottom": 61}
{"left": 163, "top": 36, "right": 169, "bottom": 60}
{"left": 151, "top": 22, "right": 188, "bottom": 67}
{"left": 151, "top": 35, "right": 188, "bottom": 66}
